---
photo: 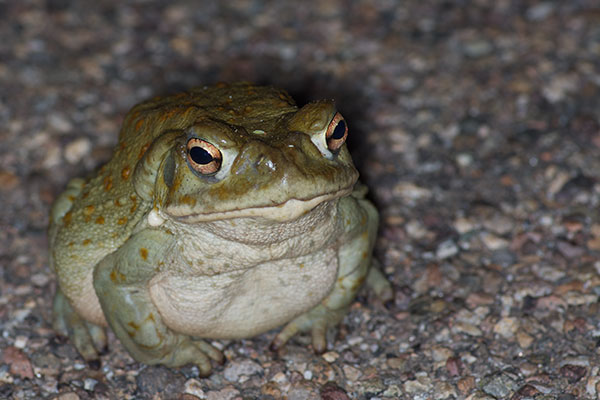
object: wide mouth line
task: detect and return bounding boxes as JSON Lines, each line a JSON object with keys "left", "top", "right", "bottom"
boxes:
{"left": 170, "top": 186, "right": 354, "bottom": 222}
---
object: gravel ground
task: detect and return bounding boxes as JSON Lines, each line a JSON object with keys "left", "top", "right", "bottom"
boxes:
{"left": 2, "top": 1, "right": 600, "bottom": 399}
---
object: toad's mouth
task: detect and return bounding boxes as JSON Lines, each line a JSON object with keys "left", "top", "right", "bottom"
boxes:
{"left": 153, "top": 186, "right": 354, "bottom": 225}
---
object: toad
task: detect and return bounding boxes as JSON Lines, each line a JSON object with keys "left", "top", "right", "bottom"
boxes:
{"left": 49, "top": 82, "right": 392, "bottom": 374}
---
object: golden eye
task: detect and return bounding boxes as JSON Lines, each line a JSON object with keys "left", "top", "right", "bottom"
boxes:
{"left": 325, "top": 112, "right": 348, "bottom": 153}
{"left": 186, "top": 138, "right": 222, "bottom": 175}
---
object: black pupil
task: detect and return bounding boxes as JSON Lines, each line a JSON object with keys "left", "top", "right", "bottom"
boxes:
{"left": 331, "top": 120, "right": 346, "bottom": 140}
{"left": 189, "top": 146, "right": 213, "bottom": 165}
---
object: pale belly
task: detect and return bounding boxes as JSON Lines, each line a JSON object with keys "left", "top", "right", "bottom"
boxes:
{"left": 148, "top": 248, "right": 338, "bottom": 339}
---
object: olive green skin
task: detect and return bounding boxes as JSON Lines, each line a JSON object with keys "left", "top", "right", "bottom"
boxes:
{"left": 49, "top": 82, "right": 391, "bottom": 374}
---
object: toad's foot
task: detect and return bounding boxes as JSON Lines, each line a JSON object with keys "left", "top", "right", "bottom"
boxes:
{"left": 53, "top": 288, "right": 107, "bottom": 367}
{"left": 271, "top": 263, "right": 393, "bottom": 353}
{"left": 271, "top": 303, "right": 346, "bottom": 354}
{"left": 150, "top": 336, "right": 224, "bottom": 376}
{"left": 366, "top": 261, "right": 394, "bottom": 304}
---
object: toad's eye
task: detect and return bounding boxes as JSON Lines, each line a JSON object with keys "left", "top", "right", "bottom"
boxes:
{"left": 325, "top": 113, "right": 348, "bottom": 153}
{"left": 186, "top": 138, "right": 222, "bottom": 175}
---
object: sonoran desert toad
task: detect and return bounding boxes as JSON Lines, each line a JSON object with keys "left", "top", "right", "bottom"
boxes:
{"left": 49, "top": 82, "right": 392, "bottom": 374}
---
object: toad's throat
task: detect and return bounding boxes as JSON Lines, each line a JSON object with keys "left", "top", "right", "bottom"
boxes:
{"left": 167, "top": 187, "right": 354, "bottom": 223}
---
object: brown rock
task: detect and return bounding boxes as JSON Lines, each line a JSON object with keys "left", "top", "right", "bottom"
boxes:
{"left": 446, "top": 356, "right": 463, "bottom": 377}
{"left": 536, "top": 295, "right": 567, "bottom": 310}
{"left": 320, "top": 382, "right": 351, "bottom": 400}
{"left": 510, "top": 384, "right": 540, "bottom": 400}
{"left": 178, "top": 395, "right": 202, "bottom": 400}
{"left": 2, "top": 346, "right": 34, "bottom": 379}
{"left": 554, "top": 280, "right": 584, "bottom": 295}
{"left": 54, "top": 393, "right": 80, "bottom": 400}
{"left": 261, "top": 382, "right": 282, "bottom": 398}
{"left": 457, "top": 376, "right": 476, "bottom": 394}
{"left": 466, "top": 292, "right": 495, "bottom": 308}
{"left": 560, "top": 364, "right": 587, "bottom": 384}
{"left": 0, "top": 170, "right": 19, "bottom": 191}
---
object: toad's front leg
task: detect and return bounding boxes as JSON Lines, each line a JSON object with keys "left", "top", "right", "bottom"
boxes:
{"left": 272, "top": 194, "right": 393, "bottom": 353}
{"left": 93, "top": 229, "right": 223, "bottom": 375}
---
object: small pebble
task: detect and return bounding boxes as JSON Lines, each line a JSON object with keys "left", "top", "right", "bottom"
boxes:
{"left": 456, "top": 153, "right": 473, "bottom": 168}
{"left": 320, "top": 382, "right": 350, "bottom": 400}
{"left": 321, "top": 351, "right": 339, "bottom": 363}
{"left": 382, "top": 384, "right": 402, "bottom": 398}
{"left": 462, "top": 39, "right": 493, "bottom": 58}
{"left": 526, "top": 2, "right": 555, "bottom": 20}
{"left": 542, "top": 74, "right": 578, "bottom": 104}
{"left": 262, "top": 381, "right": 282, "bottom": 398}
{"left": 433, "top": 381, "right": 457, "bottom": 399}
{"left": 519, "top": 362, "right": 538, "bottom": 376}
{"left": 135, "top": 366, "right": 184, "bottom": 394}
{"left": 480, "top": 371, "right": 519, "bottom": 398}
{"left": 446, "top": 357, "right": 463, "bottom": 377}
{"left": 494, "top": 317, "right": 519, "bottom": 338}
{"left": 560, "top": 356, "right": 590, "bottom": 367}
{"left": 436, "top": 240, "right": 459, "bottom": 259}
{"left": 405, "top": 220, "right": 430, "bottom": 239}
{"left": 452, "top": 321, "right": 482, "bottom": 337}
{"left": 482, "top": 215, "right": 514, "bottom": 235}
{"left": 516, "top": 330, "right": 534, "bottom": 349}
{"left": 359, "top": 378, "right": 387, "bottom": 397}
{"left": 466, "top": 292, "right": 495, "bottom": 308}
{"left": 31, "top": 273, "right": 50, "bottom": 287}
{"left": 223, "top": 359, "right": 263, "bottom": 382}
{"left": 454, "top": 217, "right": 477, "bottom": 234}
{"left": 511, "top": 384, "right": 541, "bottom": 399}
{"left": 457, "top": 376, "right": 476, "bottom": 394}
{"left": 556, "top": 240, "right": 584, "bottom": 259}
{"left": 490, "top": 249, "right": 516, "bottom": 267}
{"left": 48, "top": 114, "right": 73, "bottom": 133}
{"left": 563, "top": 291, "right": 597, "bottom": 306}
{"left": 430, "top": 346, "right": 453, "bottom": 363}
{"left": 532, "top": 264, "right": 566, "bottom": 282}
{"left": 342, "top": 365, "right": 362, "bottom": 382}
{"left": 271, "top": 372, "right": 288, "bottom": 385}
{"left": 83, "top": 378, "right": 98, "bottom": 391}
{"left": 560, "top": 364, "right": 587, "bottom": 384}
{"left": 536, "top": 295, "right": 567, "bottom": 310}
{"left": 206, "top": 387, "right": 240, "bottom": 400}
{"left": 393, "top": 182, "right": 432, "bottom": 204}
{"left": 2, "top": 346, "right": 34, "bottom": 379}
{"left": 480, "top": 232, "right": 509, "bottom": 250}
{"left": 403, "top": 372, "right": 432, "bottom": 394}
{"left": 184, "top": 378, "right": 206, "bottom": 398}
{"left": 13, "top": 336, "right": 27, "bottom": 349}
{"left": 56, "top": 393, "right": 80, "bottom": 400}
{"left": 64, "top": 138, "right": 92, "bottom": 164}
{"left": 0, "top": 171, "right": 19, "bottom": 191}
{"left": 387, "top": 357, "right": 406, "bottom": 370}
{"left": 586, "top": 376, "right": 600, "bottom": 398}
